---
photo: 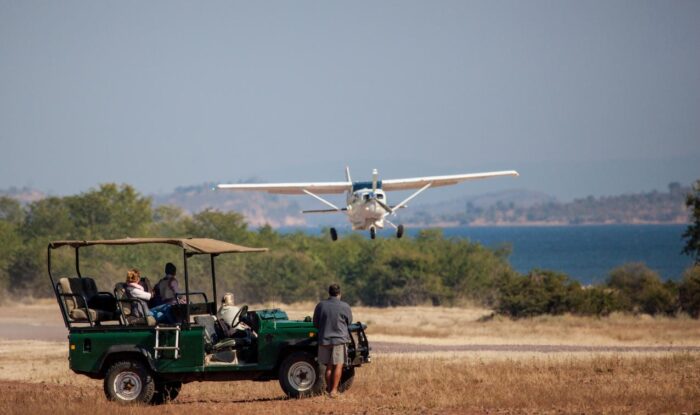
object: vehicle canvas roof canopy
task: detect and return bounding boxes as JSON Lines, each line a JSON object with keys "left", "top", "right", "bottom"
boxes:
{"left": 49, "top": 237, "right": 268, "bottom": 255}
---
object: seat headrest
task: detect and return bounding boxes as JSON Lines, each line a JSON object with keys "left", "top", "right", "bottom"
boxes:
{"left": 113, "top": 282, "right": 127, "bottom": 298}
{"left": 58, "top": 278, "right": 72, "bottom": 294}
{"left": 79, "top": 278, "right": 98, "bottom": 297}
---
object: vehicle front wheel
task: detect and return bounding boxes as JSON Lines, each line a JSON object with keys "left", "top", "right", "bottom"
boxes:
{"left": 103, "top": 360, "right": 156, "bottom": 405}
{"left": 278, "top": 352, "right": 325, "bottom": 398}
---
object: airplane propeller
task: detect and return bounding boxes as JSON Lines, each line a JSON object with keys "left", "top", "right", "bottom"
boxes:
{"left": 375, "top": 198, "right": 394, "bottom": 214}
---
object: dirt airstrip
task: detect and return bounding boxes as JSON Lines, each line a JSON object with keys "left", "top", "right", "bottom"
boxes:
{"left": 1, "top": 301, "right": 699, "bottom": 414}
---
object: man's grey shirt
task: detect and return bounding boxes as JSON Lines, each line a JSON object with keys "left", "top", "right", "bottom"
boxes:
{"left": 313, "top": 297, "right": 353, "bottom": 346}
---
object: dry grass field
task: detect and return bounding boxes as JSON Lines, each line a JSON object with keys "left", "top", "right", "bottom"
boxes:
{"left": 1, "top": 300, "right": 699, "bottom": 414}
{"left": 281, "top": 302, "right": 700, "bottom": 347}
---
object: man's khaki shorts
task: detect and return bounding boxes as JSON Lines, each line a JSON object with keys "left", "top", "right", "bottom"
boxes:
{"left": 318, "top": 344, "right": 347, "bottom": 365}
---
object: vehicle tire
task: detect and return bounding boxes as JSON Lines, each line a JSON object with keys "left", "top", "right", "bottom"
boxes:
{"left": 330, "top": 227, "right": 338, "bottom": 241}
{"left": 104, "top": 360, "right": 156, "bottom": 405}
{"left": 396, "top": 224, "right": 404, "bottom": 239}
{"left": 278, "top": 352, "right": 325, "bottom": 398}
{"left": 151, "top": 381, "right": 182, "bottom": 405}
{"left": 370, "top": 227, "right": 376, "bottom": 240}
{"left": 338, "top": 366, "right": 355, "bottom": 393}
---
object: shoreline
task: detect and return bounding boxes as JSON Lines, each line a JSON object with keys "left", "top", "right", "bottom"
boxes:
{"left": 278, "top": 222, "right": 689, "bottom": 231}
{"left": 411, "top": 221, "right": 689, "bottom": 228}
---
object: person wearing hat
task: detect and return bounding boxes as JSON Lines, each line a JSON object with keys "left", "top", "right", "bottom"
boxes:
{"left": 217, "top": 292, "right": 241, "bottom": 327}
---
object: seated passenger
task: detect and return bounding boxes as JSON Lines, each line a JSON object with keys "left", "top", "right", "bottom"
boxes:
{"left": 125, "top": 268, "right": 174, "bottom": 324}
{"left": 125, "top": 269, "right": 153, "bottom": 318}
{"left": 152, "top": 262, "right": 184, "bottom": 307}
{"left": 217, "top": 292, "right": 253, "bottom": 335}
{"left": 217, "top": 292, "right": 240, "bottom": 327}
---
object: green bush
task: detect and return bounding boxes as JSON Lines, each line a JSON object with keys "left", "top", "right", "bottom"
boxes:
{"left": 606, "top": 263, "right": 677, "bottom": 315}
{"left": 576, "top": 286, "right": 626, "bottom": 316}
{"left": 495, "top": 270, "right": 582, "bottom": 318}
{"left": 679, "top": 266, "right": 700, "bottom": 318}
{"left": 358, "top": 248, "right": 444, "bottom": 307}
{"left": 495, "top": 269, "right": 631, "bottom": 318}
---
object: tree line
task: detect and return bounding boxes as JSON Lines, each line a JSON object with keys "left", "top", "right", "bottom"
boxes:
{"left": 0, "top": 182, "right": 699, "bottom": 318}
{"left": 431, "top": 182, "right": 691, "bottom": 225}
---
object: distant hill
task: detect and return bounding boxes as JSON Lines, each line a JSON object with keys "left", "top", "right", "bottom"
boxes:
{"left": 1, "top": 182, "right": 692, "bottom": 227}
{"left": 151, "top": 183, "right": 306, "bottom": 228}
{"left": 405, "top": 189, "right": 556, "bottom": 221}
{"left": 404, "top": 183, "right": 690, "bottom": 226}
{"left": 0, "top": 187, "right": 45, "bottom": 204}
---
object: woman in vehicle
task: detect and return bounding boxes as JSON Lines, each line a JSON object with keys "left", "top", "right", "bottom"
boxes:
{"left": 125, "top": 268, "right": 152, "bottom": 316}
{"left": 125, "top": 268, "right": 173, "bottom": 323}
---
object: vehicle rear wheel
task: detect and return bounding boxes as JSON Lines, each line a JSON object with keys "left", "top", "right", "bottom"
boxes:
{"left": 330, "top": 227, "right": 338, "bottom": 241}
{"left": 151, "top": 380, "right": 182, "bottom": 404}
{"left": 338, "top": 366, "right": 355, "bottom": 392}
{"left": 104, "top": 360, "right": 156, "bottom": 405}
{"left": 278, "top": 352, "right": 325, "bottom": 398}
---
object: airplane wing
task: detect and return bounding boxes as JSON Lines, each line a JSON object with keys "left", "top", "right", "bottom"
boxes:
{"left": 217, "top": 181, "right": 352, "bottom": 195}
{"left": 381, "top": 170, "right": 519, "bottom": 191}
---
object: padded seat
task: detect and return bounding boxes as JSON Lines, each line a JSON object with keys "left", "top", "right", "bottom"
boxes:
{"left": 213, "top": 338, "right": 239, "bottom": 351}
{"left": 114, "top": 282, "right": 156, "bottom": 326}
{"left": 58, "top": 277, "right": 117, "bottom": 325}
{"left": 128, "top": 315, "right": 157, "bottom": 326}
{"left": 194, "top": 315, "right": 218, "bottom": 349}
{"left": 194, "top": 315, "right": 250, "bottom": 352}
{"left": 69, "top": 307, "right": 114, "bottom": 321}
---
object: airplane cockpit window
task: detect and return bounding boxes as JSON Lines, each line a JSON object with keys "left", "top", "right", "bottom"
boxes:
{"left": 363, "top": 194, "right": 370, "bottom": 201}
{"left": 377, "top": 194, "right": 384, "bottom": 199}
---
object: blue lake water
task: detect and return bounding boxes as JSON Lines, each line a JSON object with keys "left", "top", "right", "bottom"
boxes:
{"left": 438, "top": 225, "right": 692, "bottom": 284}
{"left": 281, "top": 225, "right": 693, "bottom": 284}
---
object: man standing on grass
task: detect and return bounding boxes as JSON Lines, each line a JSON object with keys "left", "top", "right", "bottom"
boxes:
{"left": 313, "top": 283, "right": 353, "bottom": 398}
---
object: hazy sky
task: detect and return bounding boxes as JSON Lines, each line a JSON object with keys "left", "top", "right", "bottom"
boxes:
{"left": 1, "top": 1, "right": 699, "bottom": 201}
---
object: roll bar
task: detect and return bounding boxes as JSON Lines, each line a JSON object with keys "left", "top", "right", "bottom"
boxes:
{"left": 47, "top": 238, "right": 266, "bottom": 329}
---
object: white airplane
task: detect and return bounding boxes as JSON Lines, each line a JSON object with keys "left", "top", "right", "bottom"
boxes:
{"left": 217, "top": 168, "right": 519, "bottom": 240}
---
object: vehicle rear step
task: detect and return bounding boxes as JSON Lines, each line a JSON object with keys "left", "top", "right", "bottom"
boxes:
{"left": 154, "top": 325, "right": 180, "bottom": 359}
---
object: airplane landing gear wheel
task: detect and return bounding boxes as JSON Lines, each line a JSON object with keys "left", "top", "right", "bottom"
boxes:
{"left": 330, "top": 228, "right": 338, "bottom": 241}
{"left": 396, "top": 224, "right": 404, "bottom": 239}
{"left": 370, "top": 227, "right": 376, "bottom": 240}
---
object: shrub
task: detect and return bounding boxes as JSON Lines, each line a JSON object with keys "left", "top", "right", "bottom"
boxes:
{"left": 495, "top": 270, "right": 582, "bottom": 318}
{"left": 576, "top": 286, "right": 626, "bottom": 316}
{"left": 606, "top": 263, "right": 677, "bottom": 315}
{"left": 679, "top": 266, "right": 700, "bottom": 318}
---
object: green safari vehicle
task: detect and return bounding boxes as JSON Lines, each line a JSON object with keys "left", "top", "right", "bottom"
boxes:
{"left": 48, "top": 238, "right": 371, "bottom": 404}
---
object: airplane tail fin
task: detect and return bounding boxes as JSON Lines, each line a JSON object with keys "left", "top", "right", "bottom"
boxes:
{"left": 345, "top": 166, "right": 352, "bottom": 183}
